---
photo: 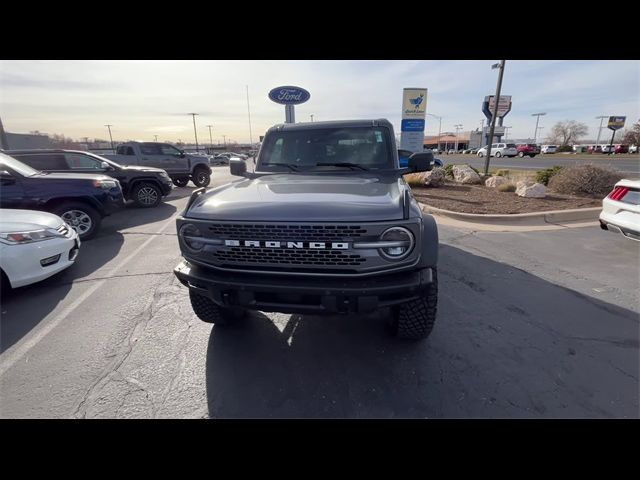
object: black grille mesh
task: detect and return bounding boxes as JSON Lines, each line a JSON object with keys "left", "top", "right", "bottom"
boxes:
{"left": 212, "top": 247, "right": 365, "bottom": 266}
{"left": 207, "top": 224, "right": 367, "bottom": 241}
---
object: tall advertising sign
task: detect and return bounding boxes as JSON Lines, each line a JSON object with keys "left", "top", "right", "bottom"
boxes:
{"left": 607, "top": 116, "right": 626, "bottom": 130}
{"left": 400, "top": 88, "right": 428, "bottom": 152}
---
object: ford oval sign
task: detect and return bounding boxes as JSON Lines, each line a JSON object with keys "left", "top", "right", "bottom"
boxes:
{"left": 268, "top": 86, "right": 310, "bottom": 105}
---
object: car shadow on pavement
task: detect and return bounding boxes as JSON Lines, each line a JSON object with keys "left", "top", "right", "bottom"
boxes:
{"left": 0, "top": 231, "right": 125, "bottom": 353}
{"left": 99, "top": 202, "right": 178, "bottom": 235}
{"left": 204, "top": 244, "right": 639, "bottom": 419}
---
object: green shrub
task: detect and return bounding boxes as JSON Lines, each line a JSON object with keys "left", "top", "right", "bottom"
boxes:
{"left": 497, "top": 183, "right": 516, "bottom": 192}
{"left": 557, "top": 145, "right": 574, "bottom": 153}
{"left": 536, "top": 166, "right": 564, "bottom": 186}
{"left": 443, "top": 164, "right": 454, "bottom": 178}
{"left": 495, "top": 169, "right": 510, "bottom": 177}
{"left": 548, "top": 164, "right": 623, "bottom": 196}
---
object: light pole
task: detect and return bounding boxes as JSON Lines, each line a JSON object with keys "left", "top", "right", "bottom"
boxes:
{"left": 454, "top": 124, "right": 463, "bottom": 151}
{"left": 154, "top": 135, "right": 158, "bottom": 142}
{"left": 246, "top": 85, "right": 253, "bottom": 146}
{"left": 484, "top": 60, "right": 506, "bottom": 175}
{"left": 531, "top": 112, "right": 546, "bottom": 144}
{"left": 222, "top": 135, "right": 226, "bottom": 147}
{"left": 595, "top": 115, "right": 607, "bottom": 147}
{"left": 104, "top": 124, "right": 114, "bottom": 151}
{"left": 188, "top": 113, "right": 199, "bottom": 152}
{"left": 427, "top": 113, "right": 443, "bottom": 151}
{"left": 310, "top": 114, "right": 314, "bottom": 122}
{"left": 206, "top": 125, "right": 213, "bottom": 149}
{"left": 536, "top": 126, "right": 544, "bottom": 142}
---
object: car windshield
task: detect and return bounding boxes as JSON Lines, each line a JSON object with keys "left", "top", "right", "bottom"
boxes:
{"left": 0, "top": 152, "right": 41, "bottom": 177}
{"left": 259, "top": 126, "right": 393, "bottom": 171}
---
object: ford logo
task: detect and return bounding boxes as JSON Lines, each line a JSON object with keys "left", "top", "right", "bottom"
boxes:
{"left": 268, "top": 86, "right": 311, "bottom": 105}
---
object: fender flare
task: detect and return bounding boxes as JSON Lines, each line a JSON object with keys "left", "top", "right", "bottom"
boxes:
{"left": 419, "top": 212, "right": 439, "bottom": 268}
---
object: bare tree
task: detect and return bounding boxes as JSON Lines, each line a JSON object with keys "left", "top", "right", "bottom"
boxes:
{"left": 546, "top": 120, "right": 589, "bottom": 146}
{"left": 622, "top": 122, "right": 640, "bottom": 146}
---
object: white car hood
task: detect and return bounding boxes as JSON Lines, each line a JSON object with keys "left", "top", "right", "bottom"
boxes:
{"left": 0, "top": 209, "right": 64, "bottom": 232}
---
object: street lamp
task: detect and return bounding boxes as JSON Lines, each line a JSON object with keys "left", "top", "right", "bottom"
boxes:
{"left": 595, "top": 115, "right": 608, "bottom": 147}
{"left": 454, "top": 124, "right": 463, "bottom": 151}
{"left": 427, "top": 113, "right": 443, "bottom": 151}
{"left": 222, "top": 135, "right": 227, "bottom": 146}
{"left": 104, "top": 124, "right": 114, "bottom": 151}
{"left": 154, "top": 135, "right": 158, "bottom": 142}
{"left": 206, "top": 125, "right": 214, "bottom": 149}
{"left": 484, "top": 60, "right": 506, "bottom": 175}
{"left": 310, "top": 114, "right": 314, "bottom": 122}
{"left": 188, "top": 113, "right": 199, "bottom": 152}
{"left": 536, "top": 126, "right": 544, "bottom": 142}
{"left": 531, "top": 112, "right": 546, "bottom": 144}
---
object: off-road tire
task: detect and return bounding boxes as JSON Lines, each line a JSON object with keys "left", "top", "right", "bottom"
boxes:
{"left": 173, "top": 178, "right": 189, "bottom": 187}
{"left": 51, "top": 202, "right": 102, "bottom": 241}
{"left": 189, "top": 290, "right": 246, "bottom": 325}
{"left": 391, "top": 269, "right": 438, "bottom": 340}
{"left": 191, "top": 167, "right": 211, "bottom": 188}
{"left": 132, "top": 182, "right": 162, "bottom": 208}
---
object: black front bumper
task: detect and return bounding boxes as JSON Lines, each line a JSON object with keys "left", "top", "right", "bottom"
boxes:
{"left": 174, "top": 260, "right": 433, "bottom": 315}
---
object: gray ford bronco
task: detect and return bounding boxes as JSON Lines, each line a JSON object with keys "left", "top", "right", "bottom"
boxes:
{"left": 173, "top": 119, "right": 439, "bottom": 339}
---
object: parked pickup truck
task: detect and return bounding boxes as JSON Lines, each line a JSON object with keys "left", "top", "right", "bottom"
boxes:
{"left": 103, "top": 142, "right": 212, "bottom": 187}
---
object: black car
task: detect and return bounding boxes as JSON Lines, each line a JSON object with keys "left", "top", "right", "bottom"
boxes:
{"left": 0, "top": 152, "right": 125, "bottom": 240}
{"left": 7, "top": 149, "right": 173, "bottom": 208}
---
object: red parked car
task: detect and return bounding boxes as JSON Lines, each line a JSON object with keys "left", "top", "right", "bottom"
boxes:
{"left": 516, "top": 144, "right": 540, "bottom": 158}
{"left": 614, "top": 145, "right": 629, "bottom": 154}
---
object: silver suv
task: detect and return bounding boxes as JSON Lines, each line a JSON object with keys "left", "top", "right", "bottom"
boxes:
{"left": 477, "top": 143, "right": 518, "bottom": 158}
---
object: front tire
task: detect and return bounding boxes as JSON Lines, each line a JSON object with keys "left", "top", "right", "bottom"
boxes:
{"left": 495, "top": 151, "right": 502, "bottom": 157}
{"left": 132, "top": 182, "right": 162, "bottom": 208}
{"left": 390, "top": 269, "right": 438, "bottom": 340}
{"left": 189, "top": 290, "right": 246, "bottom": 325}
{"left": 191, "top": 167, "right": 211, "bottom": 188}
{"left": 52, "top": 202, "right": 102, "bottom": 240}
{"left": 173, "top": 178, "right": 189, "bottom": 187}
{"left": 518, "top": 151, "right": 525, "bottom": 158}
{"left": 477, "top": 152, "right": 484, "bottom": 157}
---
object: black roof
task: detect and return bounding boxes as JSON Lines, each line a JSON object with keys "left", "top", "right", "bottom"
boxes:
{"left": 266, "top": 119, "right": 393, "bottom": 134}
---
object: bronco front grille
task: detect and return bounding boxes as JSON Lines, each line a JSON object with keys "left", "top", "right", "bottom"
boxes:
{"left": 212, "top": 247, "right": 365, "bottom": 266}
{"left": 207, "top": 224, "right": 367, "bottom": 241}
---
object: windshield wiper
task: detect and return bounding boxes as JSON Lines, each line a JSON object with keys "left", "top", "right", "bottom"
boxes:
{"left": 263, "top": 163, "right": 299, "bottom": 171}
{"left": 316, "top": 162, "right": 369, "bottom": 171}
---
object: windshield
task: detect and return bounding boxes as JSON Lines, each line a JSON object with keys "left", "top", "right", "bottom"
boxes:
{"left": 259, "top": 127, "right": 394, "bottom": 171}
{"left": 0, "top": 152, "right": 41, "bottom": 177}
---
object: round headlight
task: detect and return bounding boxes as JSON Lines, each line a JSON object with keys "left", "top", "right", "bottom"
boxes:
{"left": 379, "top": 227, "right": 414, "bottom": 260}
{"left": 179, "top": 223, "right": 204, "bottom": 251}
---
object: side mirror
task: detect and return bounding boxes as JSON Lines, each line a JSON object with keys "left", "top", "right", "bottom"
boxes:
{"left": 0, "top": 170, "right": 16, "bottom": 184}
{"left": 178, "top": 151, "right": 186, "bottom": 158}
{"left": 100, "top": 161, "right": 113, "bottom": 171}
{"left": 230, "top": 158, "right": 247, "bottom": 177}
{"left": 407, "top": 152, "right": 434, "bottom": 173}
{"left": 434, "top": 158, "right": 443, "bottom": 167}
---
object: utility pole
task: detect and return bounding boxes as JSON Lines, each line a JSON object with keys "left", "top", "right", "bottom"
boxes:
{"left": 83, "top": 137, "right": 90, "bottom": 150}
{"left": 310, "top": 114, "right": 314, "bottom": 122}
{"left": 0, "top": 115, "right": 8, "bottom": 150}
{"left": 206, "top": 125, "right": 213, "bottom": 149}
{"left": 188, "top": 113, "right": 199, "bottom": 152}
{"left": 484, "top": 60, "right": 506, "bottom": 175}
{"left": 154, "top": 135, "right": 158, "bottom": 142}
{"left": 531, "top": 112, "right": 546, "bottom": 144}
{"left": 104, "top": 124, "right": 114, "bottom": 151}
{"left": 454, "top": 124, "right": 463, "bottom": 151}
{"left": 595, "top": 115, "right": 607, "bottom": 147}
{"left": 246, "top": 85, "right": 253, "bottom": 146}
{"left": 536, "top": 126, "right": 544, "bottom": 142}
{"left": 222, "top": 135, "right": 226, "bottom": 146}
{"left": 427, "top": 113, "right": 443, "bottom": 152}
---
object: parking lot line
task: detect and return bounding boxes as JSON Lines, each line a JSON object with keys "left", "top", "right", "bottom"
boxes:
{"left": 0, "top": 215, "right": 178, "bottom": 378}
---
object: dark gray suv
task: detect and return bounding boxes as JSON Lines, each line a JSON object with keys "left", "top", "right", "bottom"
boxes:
{"left": 173, "top": 119, "right": 440, "bottom": 339}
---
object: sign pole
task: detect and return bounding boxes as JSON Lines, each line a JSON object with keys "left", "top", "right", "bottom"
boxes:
{"left": 608, "top": 130, "right": 616, "bottom": 155}
{"left": 285, "top": 105, "right": 295, "bottom": 123}
{"left": 484, "top": 60, "right": 506, "bottom": 175}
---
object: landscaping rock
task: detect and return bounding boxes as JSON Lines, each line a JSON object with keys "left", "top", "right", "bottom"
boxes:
{"left": 516, "top": 181, "right": 547, "bottom": 198}
{"left": 424, "top": 167, "right": 445, "bottom": 187}
{"left": 485, "top": 176, "right": 508, "bottom": 188}
{"left": 452, "top": 165, "right": 481, "bottom": 184}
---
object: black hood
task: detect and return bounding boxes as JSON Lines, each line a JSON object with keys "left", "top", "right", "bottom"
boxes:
{"left": 118, "top": 165, "right": 165, "bottom": 173}
{"left": 187, "top": 173, "right": 408, "bottom": 222}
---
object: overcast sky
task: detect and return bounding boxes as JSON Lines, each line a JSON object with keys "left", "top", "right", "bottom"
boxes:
{"left": 1, "top": 60, "right": 638, "bottom": 143}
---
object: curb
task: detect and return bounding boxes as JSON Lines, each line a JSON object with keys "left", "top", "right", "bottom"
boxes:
{"left": 419, "top": 203, "right": 601, "bottom": 226}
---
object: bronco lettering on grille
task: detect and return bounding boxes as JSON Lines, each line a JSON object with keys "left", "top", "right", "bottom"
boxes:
{"left": 224, "top": 240, "right": 349, "bottom": 249}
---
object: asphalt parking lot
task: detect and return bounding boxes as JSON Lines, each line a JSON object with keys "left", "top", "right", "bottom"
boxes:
{"left": 1, "top": 165, "right": 638, "bottom": 418}
{"left": 440, "top": 153, "right": 640, "bottom": 175}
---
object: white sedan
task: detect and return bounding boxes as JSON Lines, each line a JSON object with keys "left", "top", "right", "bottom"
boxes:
{"left": 0, "top": 209, "right": 81, "bottom": 289}
{"left": 599, "top": 179, "right": 640, "bottom": 241}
